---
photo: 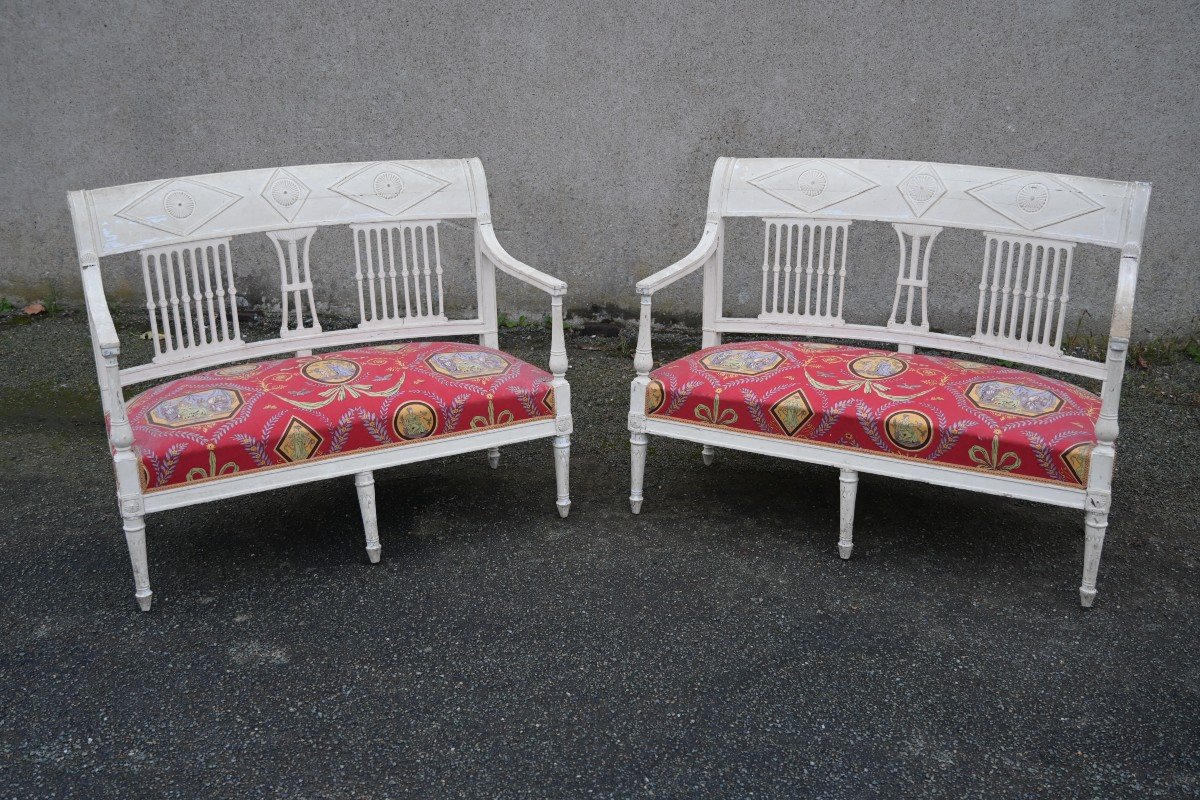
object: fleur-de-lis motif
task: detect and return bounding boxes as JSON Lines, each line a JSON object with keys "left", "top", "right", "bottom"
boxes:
{"left": 282, "top": 375, "right": 406, "bottom": 410}
{"left": 470, "top": 399, "right": 514, "bottom": 429}
{"left": 185, "top": 444, "right": 239, "bottom": 482}
{"left": 695, "top": 392, "right": 738, "bottom": 426}
{"left": 968, "top": 432, "right": 1021, "bottom": 472}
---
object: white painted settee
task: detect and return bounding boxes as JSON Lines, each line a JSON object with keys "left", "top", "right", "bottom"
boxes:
{"left": 69, "top": 159, "right": 572, "bottom": 610}
{"left": 628, "top": 158, "right": 1150, "bottom": 606}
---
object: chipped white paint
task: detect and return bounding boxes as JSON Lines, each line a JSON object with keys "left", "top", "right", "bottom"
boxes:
{"left": 69, "top": 159, "right": 571, "bottom": 611}
{"left": 628, "top": 157, "right": 1151, "bottom": 607}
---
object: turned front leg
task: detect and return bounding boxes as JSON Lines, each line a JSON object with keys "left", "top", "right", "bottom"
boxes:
{"left": 355, "top": 471, "right": 382, "bottom": 563}
{"left": 123, "top": 513, "right": 153, "bottom": 611}
{"left": 838, "top": 468, "right": 858, "bottom": 559}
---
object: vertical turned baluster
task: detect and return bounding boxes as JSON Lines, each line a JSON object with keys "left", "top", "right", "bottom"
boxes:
{"left": 433, "top": 224, "right": 445, "bottom": 317}
{"left": 824, "top": 225, "right": 837, "bottom": 318}
{"left": 366, "top": 228, "right": 381, "bottom": 321}
{"left": 836, "top": 224, "right": 848, "bottom": 321}
{"left": 386, "top": 227, "right": 400, "bottom": 321}
{"left": 164, "top": 251, "right": 188, "bottom": 349}
{"left": 421, "top": 225, "right": 434, "bottom": 317}
{"left": 1007, "top": 241, "right": 1029, "bottom": 339}
{"left": 1041, "top": 247, "right": 1062, "bottom": 347}
{"left": 399, "top": 225, "right": 413, "bottom": 319}
{"left": 198, "top": 246, "right": 218, "bottom": 343}
{"left": 814, "top": 225, "right": 828, "bottom": 318}
{"left": 760, "top": 223, "right": 770, "bottom": 315}
{"left": 1030, "top": 246, "right": 1050, "bottom": 345}
{"left": 373, "top": 225, "right": 389, "bottom": 319}
{"left": 208, "top": 245, "right": 230, "bottom": 343}
{"left": 781, "top": 222, "right": 793, "bottom": 315}
{"left": 141, "top": 253, "right": 163, "bottom": 357}
{"left": 152, "top": 253, "right": 173, "bottom": 352}
{"left": 1053, "top": 247, "right": 1073, "bottom": 350}
{"left": 353, "top": 227, "right": 367, "bottom": 323}
{"left": 986, "top": 240, "right": 1005, "bottom": 337}
{"left": 222, "top": 242, "right": 242, "bottom": 343}
{"left": 1020, "top": 245, "right": 1040, "bottom": 343}
{"left": 976, "top": 238, "right": 994, "bottom": 336}
{"left": 792, "top": 224, "right": 805, "bottom": 315}
{"left": 997, "top": 239, "right": 1017, "bottom": 338}
{"left": 369, "top": 227, "right": 381, "bottom": 320}
{"left": 185, "top": 248, "right": 205, "bottom": 345}
{"left": 804, "top": 223, "right": 815, "bottom": 316}
{"left": 770, "top": 222, "right": 781, "bottom": 313}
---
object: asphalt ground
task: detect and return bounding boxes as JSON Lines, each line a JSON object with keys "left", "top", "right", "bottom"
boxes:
{"left": 1, "top": 309, "right": 1197, "bottom": 798}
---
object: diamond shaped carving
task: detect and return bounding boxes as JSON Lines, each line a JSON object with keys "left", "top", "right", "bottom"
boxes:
{"left": 329, "top": 161, "right": 451, "bottom": 216}
{"left": 260, "top": 168, "right": 311, "bottom": 222}
{"left": 747, "top": 159, "right": 878, "bottom": 213}
{"left": 966, "top": 172, "right": 1103, "bottom": 231}
{"left": 898, "top": 163, "right": 947, "bottom": 217}
{"left": 116, "top": 178, "right": 242, "bottom": 236}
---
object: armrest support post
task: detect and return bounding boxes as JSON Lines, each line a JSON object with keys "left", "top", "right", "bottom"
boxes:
{"left": 628, "top": 293, "right": 654, "bottom": 434}
{"left": 633, "top": 293, "right": 654, "bottom": 378}
{"left": 81, "top": 263, "right": 144, "bottom": 516}
{"left": 549, "top": 295, "right": 572, "bottom": 436}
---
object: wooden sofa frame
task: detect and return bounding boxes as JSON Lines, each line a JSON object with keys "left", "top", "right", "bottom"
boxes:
{"left": 69, "top": 159, "right": 572, "bottom": 610}
{"left": 627, "top": 158, "right": 1150, "bottom": 606}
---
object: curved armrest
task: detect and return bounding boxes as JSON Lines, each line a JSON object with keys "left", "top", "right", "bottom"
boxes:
{"left": 635, "top": 222, "right": 720, "bottom": 296}
{"left": 478, "top": 223, "right": 566, "bottom": 297}
{"left": 82, "top": 265, "right": 120, "bottom": 357}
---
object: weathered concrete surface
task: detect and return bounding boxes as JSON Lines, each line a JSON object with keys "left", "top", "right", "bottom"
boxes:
{"left": 0, "top": 312, "right": 1197, "bottom": 796}
{"left": 1, "top": 0, "right": 1197, "bottom": 338}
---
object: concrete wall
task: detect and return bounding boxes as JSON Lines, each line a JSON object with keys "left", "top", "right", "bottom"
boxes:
{"left": 2, "top": 0, "right": 1196, "bottom": 339}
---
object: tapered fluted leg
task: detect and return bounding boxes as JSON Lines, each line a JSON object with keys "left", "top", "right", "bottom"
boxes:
{"left": 355, "top": 471, "right": 381, "bottom": 564}
{"left": 1080, "top": 504, "right": 1108, "bottom": 608}
{"left": 553, "top": 434, "right": 571, "bottom": 518}
{"left": 630, "top": 431, "right": 648, "bottom": 514}
{"left": 701, "top": 445, "right": 715, "bottom": 466}
{"left": 123, "top": 514, "right": 152, "bottom": 611}
{"left": 838, "top": 468, "right": 858, "bottom": 560}
{"left": 487, "top": 447, "right": 501, "bottom": 469}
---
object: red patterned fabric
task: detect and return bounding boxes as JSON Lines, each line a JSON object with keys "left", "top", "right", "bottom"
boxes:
{"left": 647, "top": 341, "right": 1100, "bottom": 487}
{"left": 126, "top": 342, "right": 555, "bottom": 491}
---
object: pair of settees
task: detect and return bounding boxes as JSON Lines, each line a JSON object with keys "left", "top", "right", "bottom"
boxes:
{"left": 68, "top": 157, "right": 1151, "bottom": 610}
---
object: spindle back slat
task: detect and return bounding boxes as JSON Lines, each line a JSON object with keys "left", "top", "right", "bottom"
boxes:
{"left": 759, "top": 218, "right": 850, "bottom": 322}
{"left": 351, "top": 221, "right": 447, "bottom": 328}
{"left": 974, "top": 234, "right": 1075, "bottom": 355}
{"left": 139, "top": 238, "right": 243, "bottom": 359}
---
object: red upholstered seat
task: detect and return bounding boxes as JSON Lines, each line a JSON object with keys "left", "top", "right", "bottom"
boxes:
{"left": 127, "top": 342, "right": 555, "bottom": 491}
{"left": 646, "top": 341, "right": 1100, "bottom": 487}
